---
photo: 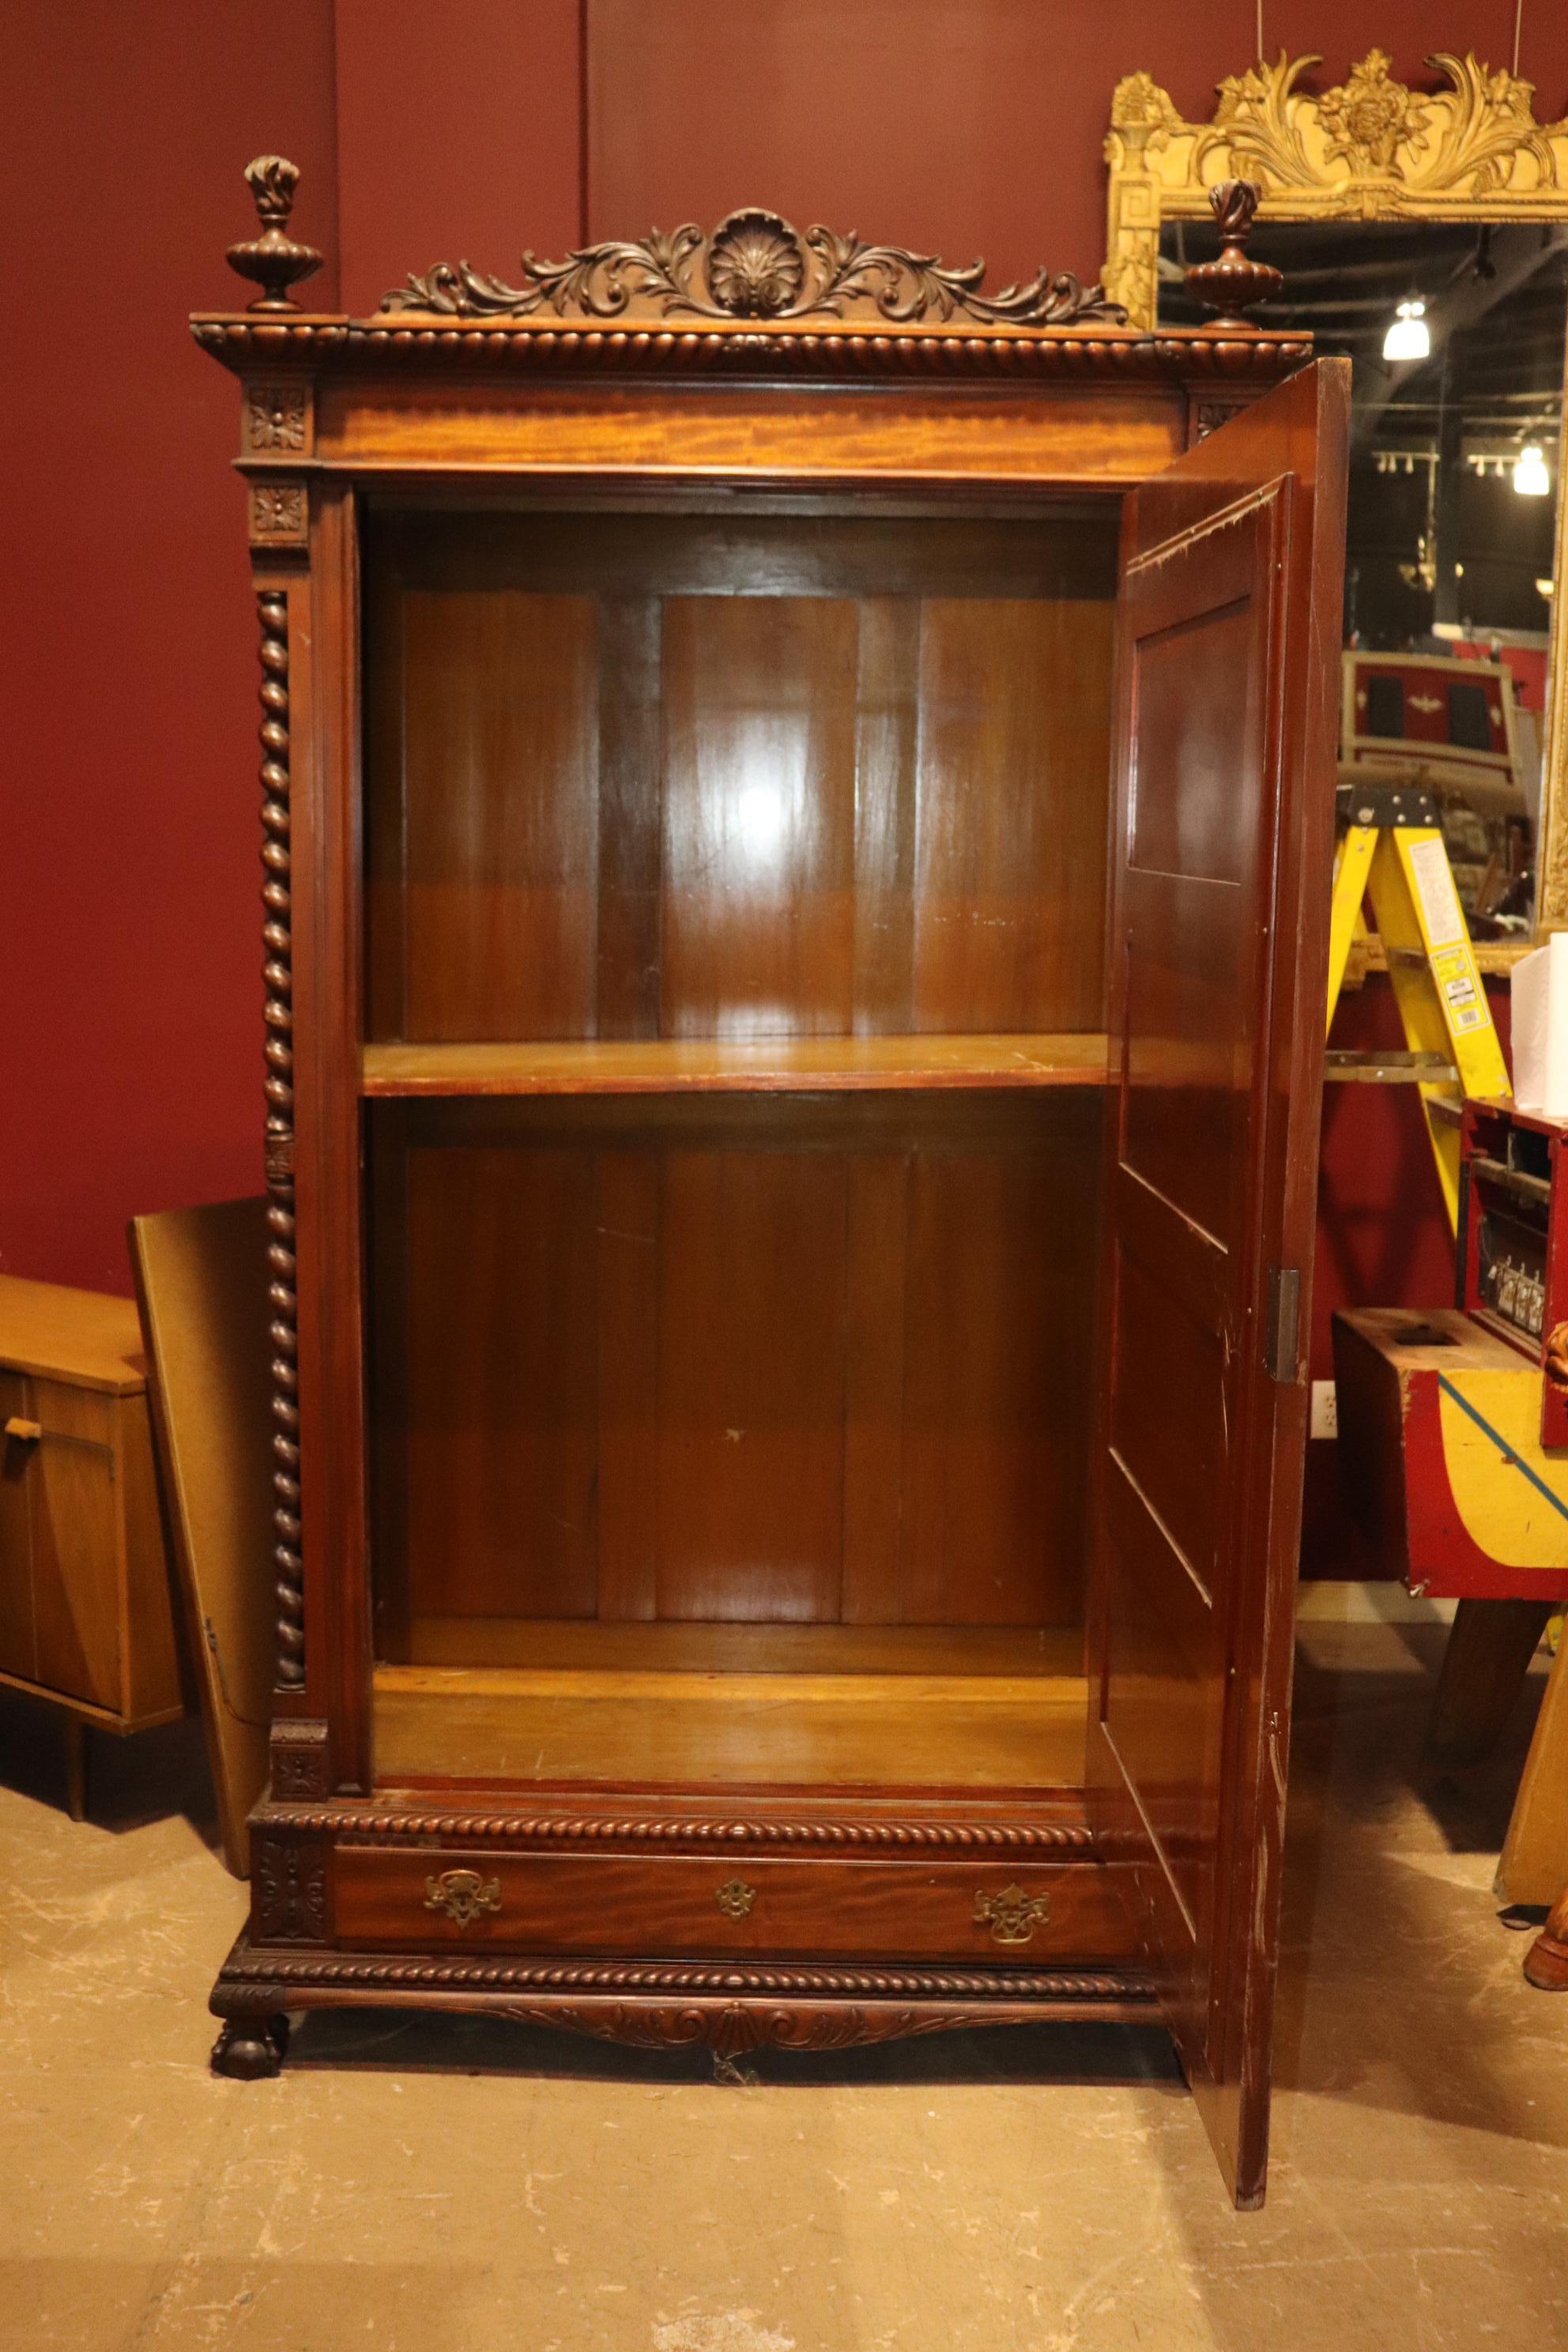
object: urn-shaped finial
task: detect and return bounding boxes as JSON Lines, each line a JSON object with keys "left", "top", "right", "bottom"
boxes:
{"left": 227, "top": 155, "right": 322, "bottom": 312}
{"left": 1184, "top": 179, "right": 1283, "bottom": 329}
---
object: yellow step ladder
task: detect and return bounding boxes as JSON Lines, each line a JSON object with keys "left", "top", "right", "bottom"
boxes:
{"left": 1326, "top": 779, "right": 1512, "bottom": 1232}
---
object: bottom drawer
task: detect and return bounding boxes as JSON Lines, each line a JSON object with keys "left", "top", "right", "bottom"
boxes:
{"left": 331, "top": 1848, "right": 1135, "bottom": 1964}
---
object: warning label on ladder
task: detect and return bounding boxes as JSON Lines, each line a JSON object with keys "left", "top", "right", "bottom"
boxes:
{"left": 1431, "top": 944, "right": 1486, "bottom": 1034}
{"left": 1408, "top": 835, "right": 1467, "bottom": 949}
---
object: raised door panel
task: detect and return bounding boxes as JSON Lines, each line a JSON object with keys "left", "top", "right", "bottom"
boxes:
{"left": 29, "top": 1380, "right": 121, "bottom": 1711}
{"left": 1089, "top": 360, "right": 1349, "bottom": 2209}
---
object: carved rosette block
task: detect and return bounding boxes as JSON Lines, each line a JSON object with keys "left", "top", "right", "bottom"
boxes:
{"left": 381, "top": 209, "right": 1127, "bottom": 327}
{"left": 228, "top": 156, "right": 322, "bottom": 313}
{"left": 1183, "top": 181, "right": 1282, "bottom": 327}
{"left": 270, "top": 1721, "right": 330, "bottom": 1798}
{"left": 257, "top": 590, "right": 304, "bottom": 1693}
{"left": 248, "top": 483, "right": 309, "bottom": 547}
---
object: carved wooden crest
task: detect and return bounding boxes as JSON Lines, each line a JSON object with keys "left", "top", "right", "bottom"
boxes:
{"left": 382, "top": 206, "right": 1125, "bottom": 326}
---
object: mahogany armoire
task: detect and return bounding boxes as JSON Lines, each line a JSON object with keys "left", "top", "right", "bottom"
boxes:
{"left": 194, "top": 160, "right": 1347, "bottom": 2209}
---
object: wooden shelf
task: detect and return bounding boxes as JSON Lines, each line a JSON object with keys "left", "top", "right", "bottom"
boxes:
{"left": 374, "top": 1653, "right": 1088, "bottom": 1791}
{"left": 396, "top": 1619, "right": 1082, "bottom": 1677}
{"left": 362, "top": 1032, "right": 1110, "bottom": 1098}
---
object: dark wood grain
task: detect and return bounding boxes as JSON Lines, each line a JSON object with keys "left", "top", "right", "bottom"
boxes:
{"left": 369, "top": 1094, "right": 1099, "bottom": 1644}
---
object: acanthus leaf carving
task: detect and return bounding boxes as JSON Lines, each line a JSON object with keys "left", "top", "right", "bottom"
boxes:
{"left": 252, "top": 1837, "right": 326, "bottom": 1942}
{"left": 381, "top": 207, "right": 1126, "bottom": 328}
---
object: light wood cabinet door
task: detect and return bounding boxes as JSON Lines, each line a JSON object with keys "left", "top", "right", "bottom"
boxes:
{"left": 28, "top": 1381, "right": 121, "bottom": 1712}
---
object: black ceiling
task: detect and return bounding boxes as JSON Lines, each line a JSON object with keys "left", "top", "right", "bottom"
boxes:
{"left": 1159, "top": 218, "right": 1567, "bottom": 452}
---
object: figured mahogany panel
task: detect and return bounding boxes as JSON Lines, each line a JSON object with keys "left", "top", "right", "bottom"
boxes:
{"left": 396, "top": 590, "right": 600, "bottom": 1040}
{"left": 317, "top": 382, "right": 1187, "bottom": 484}
{"left": 659, "top": 597, "right": 859, "bottom": 1038}
{"left": 899, "top": 1125, "right": 1099, "bottom": 1627}
{"left": 654, "top": 1148, "right": 849, "bottom": 1620}
{"left": 911, "top": 599, "right": 1112, "bottom": 1034}
{"left": 398, "top": 1143, "right": 600, "bottom": 1621}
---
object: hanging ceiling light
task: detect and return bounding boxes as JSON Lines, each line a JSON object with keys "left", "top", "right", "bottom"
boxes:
{"left": 1383, "top": 296, "right": 1430, "bottom": 361}
{"left": 1513, "top": 443, "right": 1551, "bottom": 497}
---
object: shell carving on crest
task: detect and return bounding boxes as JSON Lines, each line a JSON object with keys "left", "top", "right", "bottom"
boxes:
{"left": 707, "top": 209, "right": 807, "bottom": 315}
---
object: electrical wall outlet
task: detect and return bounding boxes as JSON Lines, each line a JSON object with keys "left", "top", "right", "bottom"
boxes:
{"left": 1310, "top": 1381, "right": 1338, "bottom": 1442}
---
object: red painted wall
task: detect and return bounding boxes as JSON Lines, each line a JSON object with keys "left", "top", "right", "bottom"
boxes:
{"left": 2, "top": 2, "right": 339, "bottom": 1295}
{"left": 5, "top": 0, "right": 1566, "bottom": 1582}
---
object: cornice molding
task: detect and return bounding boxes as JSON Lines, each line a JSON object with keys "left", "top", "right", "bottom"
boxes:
{"left": 190, "top": 313, "right": 1311, "bottom": 386}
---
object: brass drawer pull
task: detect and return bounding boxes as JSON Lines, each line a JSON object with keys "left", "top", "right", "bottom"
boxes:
{"left": 423, "top": 1868, "right": 501, "bottom": 1929}
{"left": 3, "top": 1417, "right": 41, "bottom": 1443}
{"left": 715, "top": 1877, "right": 756, "bottom": 1920}
{"left": 974, "top": 1883, "right": 1050, "bottom": 1946}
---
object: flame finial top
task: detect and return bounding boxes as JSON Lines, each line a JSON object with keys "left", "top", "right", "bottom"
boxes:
{"left": 227, "top": 155, "right": 322, "bottom": 312}
{"left": 1183, "top": 180, "right": 1284, "bottom": 328}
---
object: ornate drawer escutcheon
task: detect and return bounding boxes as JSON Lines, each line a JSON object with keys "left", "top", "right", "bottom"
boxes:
{"left": 424, "top": 1868, "right": 502, "bottom": 1929}
{"left": 715, "top": 1878, "right": 757, "bottom": 1920}
{"left": 974, "top": 1883, "right": 1051, "bottom": 1945}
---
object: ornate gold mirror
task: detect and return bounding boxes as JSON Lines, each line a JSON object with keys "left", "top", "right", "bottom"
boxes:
{"left": 1106, "top": 50, "right": 1568, "bottom": 953}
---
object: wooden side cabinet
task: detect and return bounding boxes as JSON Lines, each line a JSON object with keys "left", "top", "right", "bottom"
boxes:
{"left": 0, "top": 1276, "right": 183, "bottom": 1814}
{"left": 193, "top": 164, "right": 1348, "bottom": 2208}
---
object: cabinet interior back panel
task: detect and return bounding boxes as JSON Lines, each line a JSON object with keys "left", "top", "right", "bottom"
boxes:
{"left": 368, "top": 1092, "right": 1102, "bottom": 1647}
{"left": 364, "top": 510, "right": 1117, "bottom": 1043}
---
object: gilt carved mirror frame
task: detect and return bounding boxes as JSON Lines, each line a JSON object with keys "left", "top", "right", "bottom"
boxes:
{"left": 1104, "top": 48, "right": 1568, "bottom": 940}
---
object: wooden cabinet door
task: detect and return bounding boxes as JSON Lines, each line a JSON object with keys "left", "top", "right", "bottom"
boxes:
{"left": 1087, "top": 360, "right": 1349, "bottom": 2208}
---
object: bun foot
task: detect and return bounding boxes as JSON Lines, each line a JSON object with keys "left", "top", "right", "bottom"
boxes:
{"left": 211, "top": 2013, "right": 290, "bottom": 2079}
{"left": 1525, "top": 1886, "right": 1568, "bottom": 1992}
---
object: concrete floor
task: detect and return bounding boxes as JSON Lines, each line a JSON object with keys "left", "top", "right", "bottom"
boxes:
{"left": 1, "top": 1607, "right": 1565, "bottom": 2352}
